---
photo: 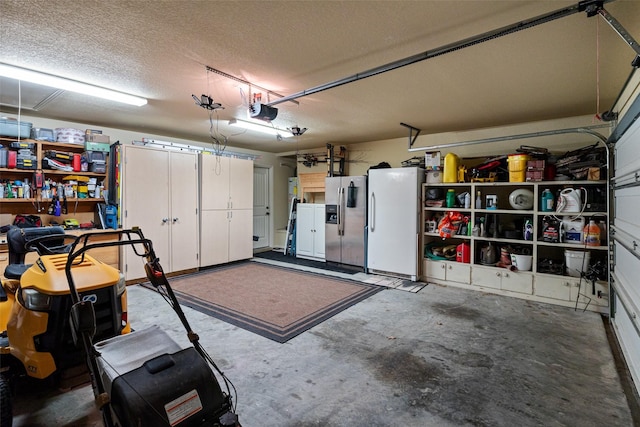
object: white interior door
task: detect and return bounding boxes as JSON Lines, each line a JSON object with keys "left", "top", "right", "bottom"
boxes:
{"left": 122, "top": 145, "right": 170, "bottom": 280}
{"left": 253, "top": 166, "right": 270, "bottom": 249}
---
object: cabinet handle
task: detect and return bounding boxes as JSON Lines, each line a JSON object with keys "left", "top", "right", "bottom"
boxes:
{"left": 441, "top": 264, "right": 446, "bottom": 269}
{"left": 162, "top": 218, "right": 169, "bottom": 223}
{"left": 172, "top": 217, "right": 178, "bottom": 223}
{"left": 504, "top": 273, "right": 509, "bottom": 278}
{"left": 448, "top": 265, "right": 452, "bottom": 270}
{"left": 496, "top": 272, "right": 501, "bottom": 277}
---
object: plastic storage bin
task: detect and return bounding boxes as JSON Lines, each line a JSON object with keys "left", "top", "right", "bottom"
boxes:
{"left": 0, "top": 118, "right": 32, "bottom": 138}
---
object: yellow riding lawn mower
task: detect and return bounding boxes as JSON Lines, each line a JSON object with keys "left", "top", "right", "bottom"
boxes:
{"left": 0, "top": 227, "right": 239, "bottom": 426}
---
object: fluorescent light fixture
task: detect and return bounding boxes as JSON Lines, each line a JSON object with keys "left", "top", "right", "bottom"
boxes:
{"left": 0, "top": 63, "right": 147, "bottom": 106}
{"left": 228, "top": 118, "right": 293, "bottom": 138}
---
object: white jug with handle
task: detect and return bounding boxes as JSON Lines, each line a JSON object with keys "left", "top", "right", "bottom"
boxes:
{"left": 556, "top": 188, "right": 586, "bottom": 214}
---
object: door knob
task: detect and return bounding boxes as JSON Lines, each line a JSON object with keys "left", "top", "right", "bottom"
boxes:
{"left": 162, "top": 218, "right": 169, "bottom": 223}
{"left": 173, "top": 218, "right": 178, "bottom": 223}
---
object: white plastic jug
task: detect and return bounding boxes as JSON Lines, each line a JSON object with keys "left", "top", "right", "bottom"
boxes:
{"left": 560, "top": 216, "right": 585, "bottom": 244}
{"left": 556, "top": 188, "right": 585, "bottom": 213}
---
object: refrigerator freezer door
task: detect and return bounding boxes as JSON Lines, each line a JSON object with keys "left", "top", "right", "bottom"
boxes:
{"left": 324, "top": 177, "right": 342, "bottom": 264}
{"left": 367, "top": 168, "right": 423, "bottom": 279}
{"left": 340, "top": 176, "right": 367, "bottom": 267}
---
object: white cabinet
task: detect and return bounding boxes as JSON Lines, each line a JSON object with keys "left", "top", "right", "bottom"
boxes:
{"left": 424, "top": 259, "right": 470, "bottom": 284}
{"left": 200, "top": 154, "right": 253, "bottom": 266}
{"left": 472, "top": 265, "right": 533, "bottom": 294}
{"left": 121, "top": 145, "right": 199, "bottom": 280}
{"left": 296, "top": 203, "right": 325, "bottom": 261}
{"left": 535, "top": 275, "right": 608, "bottom": 307}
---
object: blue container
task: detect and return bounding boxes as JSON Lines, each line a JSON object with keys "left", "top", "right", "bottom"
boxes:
{"left": 105, "top": 205, "right": 118, "bottom": 229}
{"left": 541, "top": 189, "right": 554, "bottom": 212}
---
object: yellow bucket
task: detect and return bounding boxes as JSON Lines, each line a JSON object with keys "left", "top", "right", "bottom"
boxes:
{"left": 508, "top": 154, "right": 529, "bottom": 182}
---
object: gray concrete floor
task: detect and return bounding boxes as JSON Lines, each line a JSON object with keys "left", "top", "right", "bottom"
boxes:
{"left": 11, "top": 260, "right": 637, "bottom": 426}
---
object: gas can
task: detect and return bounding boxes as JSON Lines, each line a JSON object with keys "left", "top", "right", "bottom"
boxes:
{"left": 456, "top": 242, "right": 470, "bottom": 263}
{"left": 443, "top": 153, "right": 460, "bottom": 183}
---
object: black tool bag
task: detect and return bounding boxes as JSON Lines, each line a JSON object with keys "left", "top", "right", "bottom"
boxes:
{"left": 12, "top": 214, "right": 42, "bottom": 228}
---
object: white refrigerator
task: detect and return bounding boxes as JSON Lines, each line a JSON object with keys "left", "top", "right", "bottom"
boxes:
{"left": 367, "top": 167, "right": 425, "bottom": 281}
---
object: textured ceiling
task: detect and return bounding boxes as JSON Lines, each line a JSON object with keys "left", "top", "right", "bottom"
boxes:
{"left": 1, "top": 0, "right": 639, "bottom": 154}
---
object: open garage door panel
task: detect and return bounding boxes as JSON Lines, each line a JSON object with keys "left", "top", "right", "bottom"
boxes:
{"left": 611, "top": 84, "right": 640, "bottom": 395}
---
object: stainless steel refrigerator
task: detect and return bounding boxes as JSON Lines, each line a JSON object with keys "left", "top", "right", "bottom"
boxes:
{"left": 367, "top": 167, "right": 425, "bottom": 281}
{"left": 324, "top": 176, "right": 367, "bottom": 269}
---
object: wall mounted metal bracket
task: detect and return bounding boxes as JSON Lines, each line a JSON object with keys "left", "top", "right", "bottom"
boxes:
{"left": 400, "top": 122, "right": 421, "bottom": 148}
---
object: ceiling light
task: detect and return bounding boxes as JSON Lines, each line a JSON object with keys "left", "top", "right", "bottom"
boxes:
{"left": 0, "top": 63, "right": 147, "bottom": 106}
{"left": 229, "top": 119, "right": 293, "bottom": 138}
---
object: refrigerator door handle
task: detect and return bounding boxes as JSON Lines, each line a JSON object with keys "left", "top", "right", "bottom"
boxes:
{"left": 338, "top": 187, "right": 344, "bottom": 236}
{"left": 370, "top": 192, "right": 375, "bottom": 232}
{"left": 337, "top": 187, "right": 342, "bottom": 235}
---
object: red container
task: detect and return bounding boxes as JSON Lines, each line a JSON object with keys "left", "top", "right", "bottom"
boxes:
{"left": 456, "top": 242, "right": 470, "bottom": 263}
{"left": 7, "top": 150, "right": 17, "bottom": 168}
{"left": 72, "top": 153, "right": 81, "bottom": 171}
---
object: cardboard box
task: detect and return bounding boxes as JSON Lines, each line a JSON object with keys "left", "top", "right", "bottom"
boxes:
{"left": 424, "top": 152, "right": 441, "bottom": 171}
{"left": 527, "top": 159, "right": 545, "bottom": 169}
{"left": 426, "top": 170, "right": 443, "bottom": 183}
{"left": 526, "top": 169, "right": 544, "bottom": 181}
{"left": 85, "top": 133, "right": 110, "bottom": 143}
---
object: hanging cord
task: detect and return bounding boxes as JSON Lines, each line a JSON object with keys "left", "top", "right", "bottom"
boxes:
{"left": 594, "top": 16, "right": 601, "bottom": 122}
{"left": 17, "top": 80, "right": 22, "bottom": 140}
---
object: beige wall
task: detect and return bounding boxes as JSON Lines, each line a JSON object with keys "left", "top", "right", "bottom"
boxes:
{"left": 2, "top": 112, "right": 614, "bottom": 247}
{"left": 1, "top": 114, "right": 295, "bottom": 243}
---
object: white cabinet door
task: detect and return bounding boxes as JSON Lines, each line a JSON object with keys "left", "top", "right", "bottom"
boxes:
{"left": 200, "top": 210, "right": 230, "bottom": 266}
{"left": 424, "top": 260, "right": 447, "bottom": 281}
{"left": 169, "top": 151, "right": 199, "bottom": 272}
{"left": 229, "top": 157, "right": 254, "bottom": 210}
{"left": 229, "top": 209, "right": 253, "bottom": 262}
{"left": 313, "top": 205, "right": 325, "bottom": 258}
{"left": 501, "top": 271, "right": 533, "bottom": 294}
{"left": 201, "top": 155, "right": 230, "bottom": 210}
{"left": 425, "top": 260, "right": 470, "bottom": 284}
{"left": 122, "top": 145, "right": 170, "bottom": 280}
{"left": 534, "top": 275, "right": 573, "bottom": 300}
{"left": 296, "top": 203, "right": 325, "bottom": 260}
{"left": 472, "top": 265, "right": 531, "bottom": 293}
{"left": 296, "top": 204, "right": 315, "bottom": 258}
{"left": 471, "top": 265, "right": 502, "bottom": 290}
{"left": 122, "top": 146, "right": 199, "bottom": 279}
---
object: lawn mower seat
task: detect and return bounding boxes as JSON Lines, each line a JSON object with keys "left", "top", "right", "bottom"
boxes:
{"left": 4, "top": 226, "right": 67, "bottom": 280}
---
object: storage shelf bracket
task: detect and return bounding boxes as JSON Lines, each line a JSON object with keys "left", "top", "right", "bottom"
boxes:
{"left": 400, "top": 122, "right": 421, "bottom": 148}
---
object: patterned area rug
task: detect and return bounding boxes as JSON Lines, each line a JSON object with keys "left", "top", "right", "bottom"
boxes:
{"left": 149, "top": 262, "right": 383, "bottom": 343}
